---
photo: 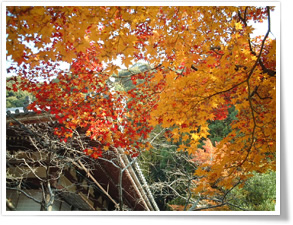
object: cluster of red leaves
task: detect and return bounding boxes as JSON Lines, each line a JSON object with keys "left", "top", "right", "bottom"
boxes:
{"left": 212, "top": 104, "right": 229, "bottom": 120}
{"left": 133, "top": 22, "right": 154, "bottom": 42}
{"left": 10, "top": 44, "right": 159, "bottom": 159}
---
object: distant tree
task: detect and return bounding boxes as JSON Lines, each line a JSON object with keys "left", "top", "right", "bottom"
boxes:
{"left": 206, "top": 105, "right": 238, "bottom": 146}
{"left": 139, "top": 125, "right": 198, "bottom": 210}
{"left": 6, "top": 77, "right": 35, "bottom": 108}
{"left": 228, "top": 171, "right": 276, "bottom": 211}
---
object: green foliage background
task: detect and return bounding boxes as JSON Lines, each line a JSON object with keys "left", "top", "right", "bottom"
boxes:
{"left": 6, "top": 77, "right": 35, "bottom": 108}
{"left": 228, "top": 171, "right": 276, "bottom": 211}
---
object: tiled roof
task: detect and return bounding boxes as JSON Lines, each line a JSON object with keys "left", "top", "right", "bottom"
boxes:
{"left": 6, "top": 107, "right": 26, "bottom": 114}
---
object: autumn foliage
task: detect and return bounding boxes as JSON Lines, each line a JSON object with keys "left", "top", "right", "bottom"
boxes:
{"left": 6, "top": 5, "right": 276, "bottom": 206}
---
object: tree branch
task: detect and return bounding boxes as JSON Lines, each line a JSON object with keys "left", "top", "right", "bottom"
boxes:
{"left": 239, "top": 6, "right": 272, "bottom": 167}
{"left": 7, "top": 187, "right": 42, "bottom": 205}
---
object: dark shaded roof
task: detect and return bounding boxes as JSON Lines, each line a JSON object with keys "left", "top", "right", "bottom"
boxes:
{"left": 6, "top": 109, "right": 159, "bottom": 211}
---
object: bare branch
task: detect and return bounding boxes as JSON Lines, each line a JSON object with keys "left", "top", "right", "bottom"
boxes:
{"left": 7, "top": 187, "right": 42, "bottom": 205}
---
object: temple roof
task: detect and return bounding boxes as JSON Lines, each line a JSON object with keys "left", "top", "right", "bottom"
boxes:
{"left": 6, "top": 107, "right": 159, "bottom": 211}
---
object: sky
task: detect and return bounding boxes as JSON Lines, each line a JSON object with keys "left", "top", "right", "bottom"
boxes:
{"left": 249, "top": 7, "right": 279, "bottom": 39}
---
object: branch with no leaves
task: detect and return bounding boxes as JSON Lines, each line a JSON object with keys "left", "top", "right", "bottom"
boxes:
{"left": 7, "top": 187, "right": 42, "bottom": 205}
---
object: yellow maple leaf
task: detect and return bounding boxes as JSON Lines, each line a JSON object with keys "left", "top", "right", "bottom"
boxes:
{"left": 235, "top": 22, "right": 243, "bottom": 30}
{"left": 191, "top": 133, "right": 200, "bottom": 141}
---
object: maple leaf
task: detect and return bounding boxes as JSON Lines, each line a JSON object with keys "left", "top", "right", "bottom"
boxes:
{"left": 191, "top": 133, "right": 200, "bottom": 141}
{"left": 235, "top": 22, "right": 243, "bottom": 30}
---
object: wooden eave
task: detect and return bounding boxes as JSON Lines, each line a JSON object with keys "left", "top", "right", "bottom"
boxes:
{"left": 6, "top": 112, "right": 159, "bottom": 211}
{"left": 6, "top": 111, "right": 56, "bottom": 126}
